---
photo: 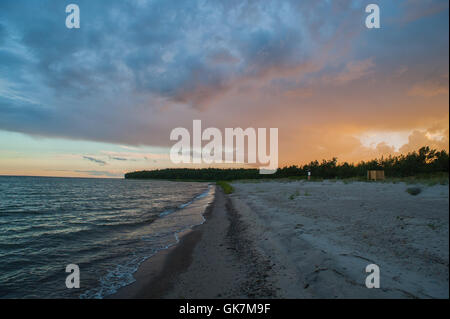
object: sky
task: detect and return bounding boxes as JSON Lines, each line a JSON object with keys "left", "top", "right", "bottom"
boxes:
{"left": 0, "top": 0, "right": 448, "bottom": 178}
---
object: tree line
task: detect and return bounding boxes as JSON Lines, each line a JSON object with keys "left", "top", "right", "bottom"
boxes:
{"left": 125, "top": 146, "right": 449, "bottom": 181}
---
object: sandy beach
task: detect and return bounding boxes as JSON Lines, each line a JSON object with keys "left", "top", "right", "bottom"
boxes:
{"left": 113, "top": 180, "right": 449, "bottom": 299}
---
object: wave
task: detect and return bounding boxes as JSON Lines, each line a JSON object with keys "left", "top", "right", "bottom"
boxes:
{"left": 0, "top": 177, "right": 213, "bottom": 298}
{"left": 159, "top": 187, "right": 211, "bottom": 217}
{"left": 80, "top": 184, "right": 214, "bottom": 299}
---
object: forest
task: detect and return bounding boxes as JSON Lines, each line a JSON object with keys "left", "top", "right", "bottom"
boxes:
{"left": 125, "top": 146, "right": 449, "bottom": 181}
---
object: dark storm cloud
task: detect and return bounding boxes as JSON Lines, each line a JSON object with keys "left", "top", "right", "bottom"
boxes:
{"left": 0, "top": 0, "right": 314, "bottom": 140}
{"left": 0, "top": 0, "right": 448, "bottom": 148}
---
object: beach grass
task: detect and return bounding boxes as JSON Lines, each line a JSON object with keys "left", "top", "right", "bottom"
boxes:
{"left": 216, "top": 181, "right": 234, "bottom": 194}
{"left": 333, "top": 172, "right": 449, "bottom": 185}
{"left": 383, "top": 173, "right": 449, "bottom": 186}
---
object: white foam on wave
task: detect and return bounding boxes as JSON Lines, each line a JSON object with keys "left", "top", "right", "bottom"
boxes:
{"left": 80, "top": 184, "right": 215, "bottom": 299}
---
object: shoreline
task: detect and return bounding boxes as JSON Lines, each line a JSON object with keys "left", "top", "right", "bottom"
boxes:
{"left": 109, "top": 228, "right": 204, "bottom": 298}
{"left": 111, "top": 186, "right": 277, "bottom": 298}
{"left": 109, "top": 186, "right": 216, "bottom": 299}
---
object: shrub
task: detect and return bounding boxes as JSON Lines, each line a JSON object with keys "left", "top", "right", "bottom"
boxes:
{"left": 216, "top": 181, "right": 234, "bottom": 194}
{"left": 406, "top": 187, "right": 422, "bottom": 196}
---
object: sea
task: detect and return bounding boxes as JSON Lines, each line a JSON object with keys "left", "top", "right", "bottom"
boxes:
{"left": 0, "top": 176, "right": 213, "bottom": 298}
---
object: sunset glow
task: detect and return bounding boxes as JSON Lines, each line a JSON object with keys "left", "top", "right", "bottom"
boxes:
{"left": 0, "top": 0, "right": 448, "bottom": 177}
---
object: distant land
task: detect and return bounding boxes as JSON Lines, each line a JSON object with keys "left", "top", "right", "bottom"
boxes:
{"left": 125, "top": 146, "right": 449, "bottom": 181}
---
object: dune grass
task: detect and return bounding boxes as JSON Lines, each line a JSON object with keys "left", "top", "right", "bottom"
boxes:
{"left": 335, "top": 172, "right": 449, "bottom": 185}
{"left": 381, "top": 173, "right": 448, "bottom": 186}
{"left": 216, "top": 181, "right": 234, "bottom": 194}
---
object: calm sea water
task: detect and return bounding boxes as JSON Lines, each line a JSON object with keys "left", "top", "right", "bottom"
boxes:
{"left": 0, "top": 176, "right": 213, "bottom": 298}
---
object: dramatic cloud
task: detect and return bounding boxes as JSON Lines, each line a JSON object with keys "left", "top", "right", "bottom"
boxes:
{"left": 399, "top": 129, "right": 449, "bottom": 154}
{"left": 0, "top": 0, "right": 448, "bottom": 169}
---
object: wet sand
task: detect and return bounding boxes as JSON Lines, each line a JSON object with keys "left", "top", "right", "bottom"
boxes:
{"left": 112, "top": 186, "right": 276, "bottom": 298}
{"left": 112, "top": 181, "right": 449, "bottom": 299}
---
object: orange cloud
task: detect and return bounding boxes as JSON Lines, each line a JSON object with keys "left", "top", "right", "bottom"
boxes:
{"left": 408, "top": 81, "right": 449, "bottom": 97}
